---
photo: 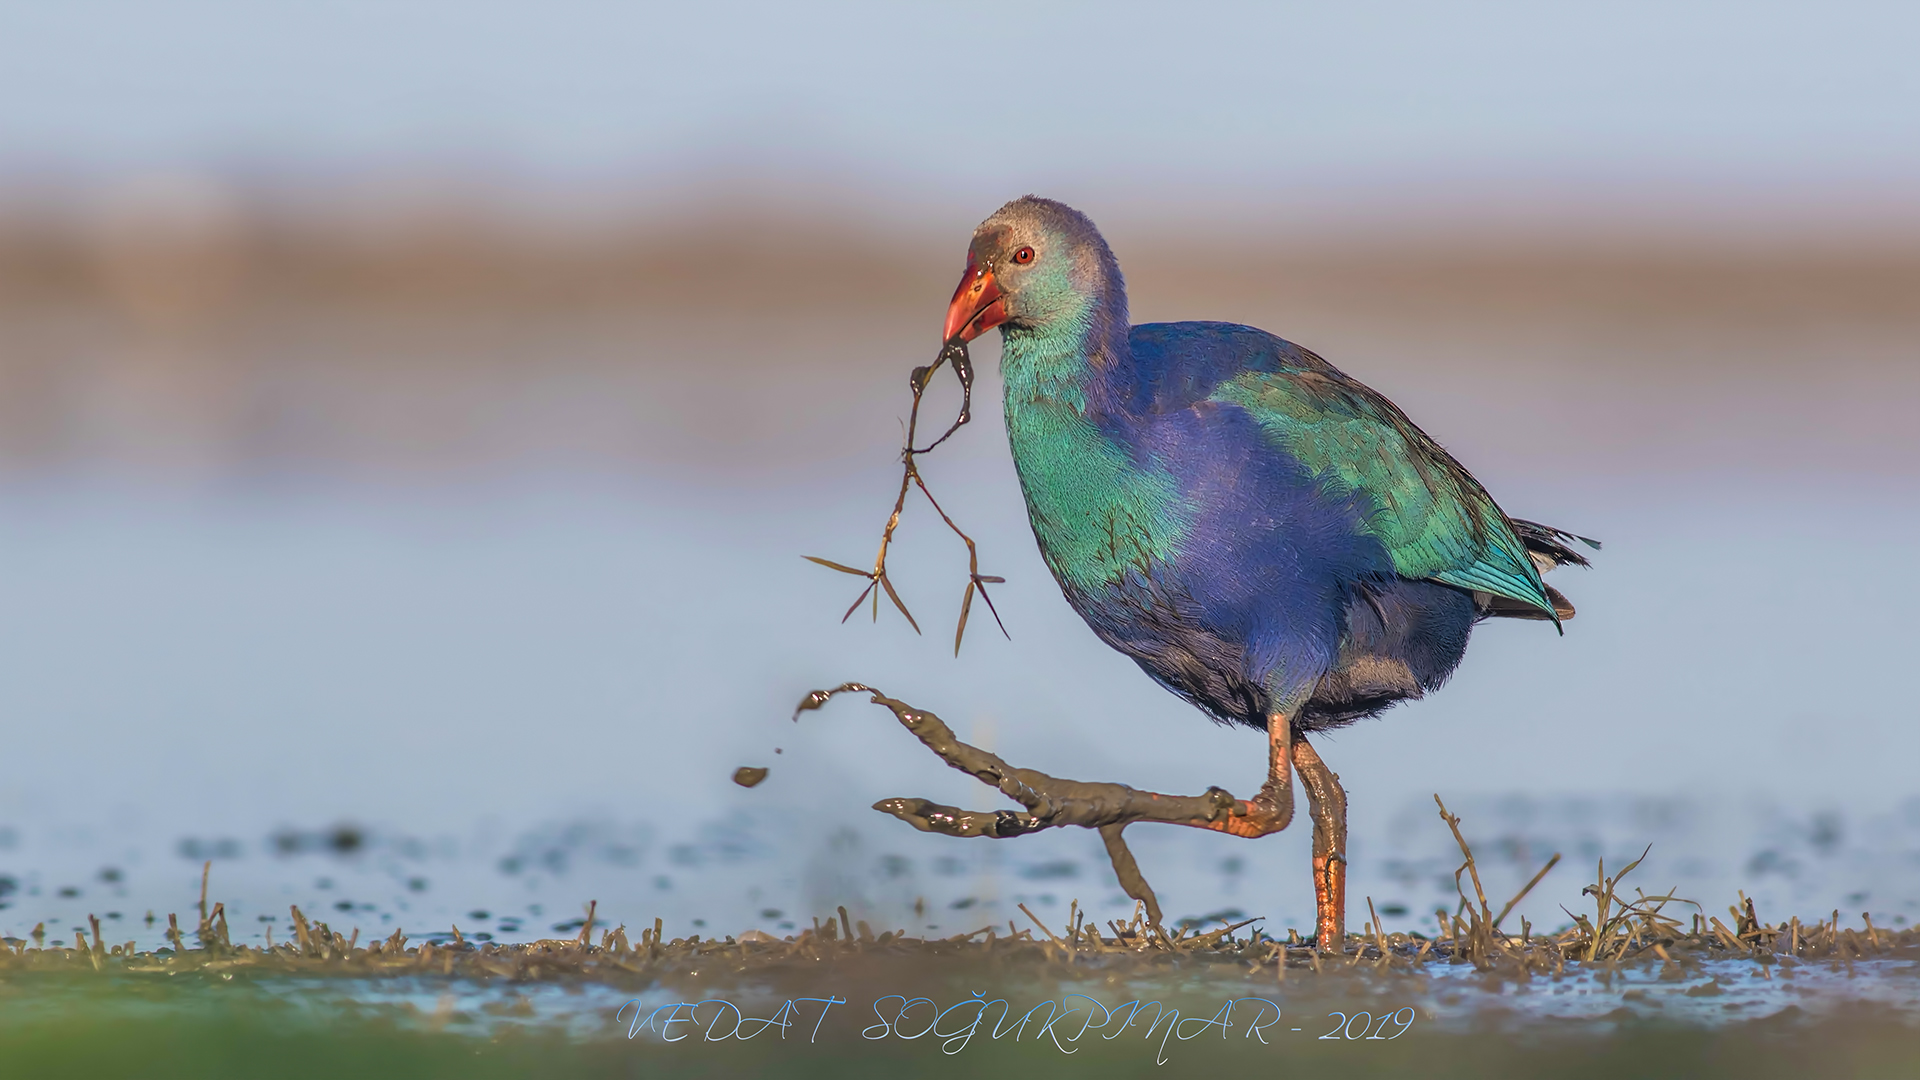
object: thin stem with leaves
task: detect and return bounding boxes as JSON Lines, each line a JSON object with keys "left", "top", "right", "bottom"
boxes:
{"left": 805, "top": 338, "right": 1008, "bottom": 655}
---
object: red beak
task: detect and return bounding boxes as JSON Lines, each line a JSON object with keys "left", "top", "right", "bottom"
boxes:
{"left": 942, "top": 254, "right": 1007, "bottom": 344}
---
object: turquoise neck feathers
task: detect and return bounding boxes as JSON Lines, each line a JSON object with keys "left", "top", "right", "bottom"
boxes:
{"left": 998, "top": 274, "right": 1189, "bottom": 597}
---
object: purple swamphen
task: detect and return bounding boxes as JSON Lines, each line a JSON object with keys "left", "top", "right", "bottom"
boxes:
{"left": 939, "top": 196, "right": 1594, "bottom": 947}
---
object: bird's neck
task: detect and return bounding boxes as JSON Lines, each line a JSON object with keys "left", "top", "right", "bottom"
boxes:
{"left": 997, "top": 279, "right": 1186, "bottom": 596}
{"left": 998, "top": 278, "right": 1130, "bottom": 416}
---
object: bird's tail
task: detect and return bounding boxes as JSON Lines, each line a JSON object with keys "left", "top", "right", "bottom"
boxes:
{"left": 1483, "top": 518, "right": 1601, "bottom": 621}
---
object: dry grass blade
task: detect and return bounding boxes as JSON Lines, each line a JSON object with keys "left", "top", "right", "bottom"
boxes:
{"left": 1189, "top": 917, "right": 1262, "bottom": 950}
{"left": 1613, "top": 844, "right": 1653, "bottom": 883}
{"left": 1433, "top": 795, "right": 1507, "bottom": 966}
{"left": 1495, "top": 853, "right": 1562, "bottom": 930}
{"left": 577, "top": 901, "right": 598, "bottom": 947}
{"left": 1018, "top": 904, "right": 1065, "bottom": 948}
{"left": 1434, "top": 795, "right": 1492, "bottom": 921}
{"left": 1569, "top": 844, "right": 1698, "bottom": 961}
{"left": 1365, "top": 897, "right": 1391, "bottom": 965}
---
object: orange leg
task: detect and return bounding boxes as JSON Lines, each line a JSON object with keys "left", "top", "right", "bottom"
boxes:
{"left": 1292, "top": 733, "right": 1347, "bottom": 950}
{"left": 1193, "top": 712, "right": 1294, "bottom": 838}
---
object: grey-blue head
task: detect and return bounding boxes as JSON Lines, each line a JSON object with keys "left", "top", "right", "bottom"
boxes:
{"left": 942, "top": 196, "right": 1128, "bottom": 348}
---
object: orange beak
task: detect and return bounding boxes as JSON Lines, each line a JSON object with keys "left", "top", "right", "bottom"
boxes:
{"left": 942, "top": 253, "right": 1007, "bottom": 344}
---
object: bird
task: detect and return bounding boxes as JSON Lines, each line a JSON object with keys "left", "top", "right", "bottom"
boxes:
{"left": 938, "top": 196, "right": 1594, "bottom": 949}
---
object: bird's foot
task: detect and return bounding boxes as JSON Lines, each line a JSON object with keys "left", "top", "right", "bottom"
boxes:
{"left": 796, "top": 683, "right": 1289, "bottom": 929}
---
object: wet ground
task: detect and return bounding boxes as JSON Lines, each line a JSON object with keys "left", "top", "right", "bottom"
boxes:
{"left": 3, "top": 912, "right": 1918, "bottom": 1079}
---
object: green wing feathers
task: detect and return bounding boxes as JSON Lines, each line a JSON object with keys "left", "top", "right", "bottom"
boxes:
{"left": 1210, "top": 365, "right": 1559, "bottom": 621}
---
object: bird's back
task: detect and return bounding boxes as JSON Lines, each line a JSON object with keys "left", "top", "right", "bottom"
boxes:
{"left": 1124, "top": 321, "right": 1557, "bottom": 618}
{"left": 1122, "top": 320, "right": 1341, "bottom": 413}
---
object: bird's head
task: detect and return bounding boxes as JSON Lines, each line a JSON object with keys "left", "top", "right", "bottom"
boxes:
{"left": 943, "top": 196, "right": 1123, "bottom": 345}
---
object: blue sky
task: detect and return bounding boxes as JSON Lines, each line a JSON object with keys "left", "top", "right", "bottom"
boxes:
{"left": 3, "top": 1, "right": 1916, "bottom": 212}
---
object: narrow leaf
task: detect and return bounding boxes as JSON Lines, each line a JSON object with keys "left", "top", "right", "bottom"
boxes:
{"left": 840, "top": 582, "right": 876, "bottom": 624}
{"left": 953, "top": 579, "right": 976, "bottom": 657}
{"left": 805, "top": 555, "right": 874, "bottom": 577}
{"left": 1613, "top": 844, "right": 1654, "bottom": 882}
{"left": 974, "top": 577, "right": 1011, "bottom": 639}
{"left": 878, "top": 572, "right": 921, "bottom": 634}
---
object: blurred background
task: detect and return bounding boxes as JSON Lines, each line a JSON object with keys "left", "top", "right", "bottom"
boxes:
{"left": 0, "top": 1, "right": 1917, "bottom": 948}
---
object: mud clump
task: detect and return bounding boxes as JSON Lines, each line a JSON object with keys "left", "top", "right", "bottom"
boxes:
{"left": 732, "top": 767, "right": 769, "bottom": 788}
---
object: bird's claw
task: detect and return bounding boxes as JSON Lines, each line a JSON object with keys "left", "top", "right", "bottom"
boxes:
{"left": 1205, "top": 786, "right": 1243, "bottom": 817}
{"left": 874, "top": 797, "right": 1038, "bottom": 838}
{"left": 791, "top": 683, "right": 873, "bottom": 721}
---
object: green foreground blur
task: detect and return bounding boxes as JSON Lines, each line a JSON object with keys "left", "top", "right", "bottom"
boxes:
{"left": 1, "top": 975, "right": 1917, "bottom": 1080}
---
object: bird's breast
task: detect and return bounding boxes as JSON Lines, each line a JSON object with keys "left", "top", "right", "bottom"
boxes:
{"left": 1002, "top": 396, "right": 1191, "bottom": 600}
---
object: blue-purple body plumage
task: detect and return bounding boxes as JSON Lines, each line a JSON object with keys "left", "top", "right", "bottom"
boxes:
{"left": 982, "top": 199, "right": 1587, "bottom": 732}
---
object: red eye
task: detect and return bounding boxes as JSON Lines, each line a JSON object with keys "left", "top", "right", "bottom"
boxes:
{"left": 1011, "top": 246, "right": 1035, "bottom": 265}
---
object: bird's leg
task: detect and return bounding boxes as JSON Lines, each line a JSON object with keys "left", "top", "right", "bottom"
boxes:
{"left": 1098, "top": 714, "right": 1290, "bottom": 926}
{"left": 1291, "top": 732, "right": 1347, "bottom": 950}
{"left": 1247, "top": 711, "right": 1295, "bottom": 831}
{"left": 797, "top": 683, "right": 1246, "bottom": 834}
{"left": 794, "top": 685, "right": 1316, "bottom": 929}
{"left": 1177, "top": 711, "right": 1295, "bottom": 839}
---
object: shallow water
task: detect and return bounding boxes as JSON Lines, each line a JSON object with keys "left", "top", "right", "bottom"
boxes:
{"left": 1, "top": 478, "right": 1917, "bottom": 955}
